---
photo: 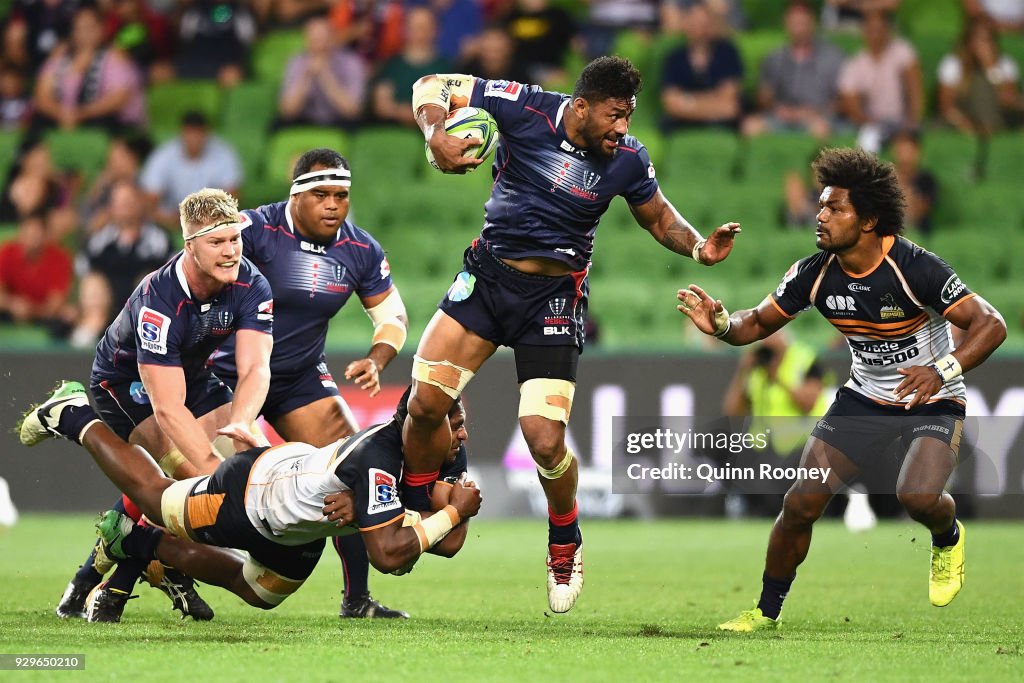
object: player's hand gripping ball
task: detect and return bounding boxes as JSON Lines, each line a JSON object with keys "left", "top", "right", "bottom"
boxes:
{"left": 426, "top": 107, "right": 500, "bottom": 172}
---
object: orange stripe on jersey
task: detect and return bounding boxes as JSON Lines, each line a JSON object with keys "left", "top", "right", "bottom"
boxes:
{"left": 243, "top": 442, "right": 299, "bottom": 511}
{"left": 942, "top": 292, "right": 977, "bottom": 317}
{"left": 829, "top": 312, "right": 929, "bottom": 332}
{"left": 186, "top": 492, "right": 224, "bottom": 529}
{"left": 839, "top": 236, "right": 894, "bottom": 278}
{"left": 358, "top": 511, "right": 406, "bottom": 532}
{"left": 769, "top": 295, "right": 794, "bottom": 319}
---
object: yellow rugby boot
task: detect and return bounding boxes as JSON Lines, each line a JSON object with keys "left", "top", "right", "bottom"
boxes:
{"left": 929, "top": 520, "right": 965, "bottom": 607}
{"left": 718, "top": 607, "right": 779, "bottom": 632}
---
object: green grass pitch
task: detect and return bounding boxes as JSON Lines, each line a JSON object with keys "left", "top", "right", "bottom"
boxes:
{"left": 0, "top": 516, "right": 1020, "bottom": 682}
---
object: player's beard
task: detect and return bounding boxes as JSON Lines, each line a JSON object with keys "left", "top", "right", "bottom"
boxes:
{"left": 582, "top": 122, "right": 619, "bottom": 160}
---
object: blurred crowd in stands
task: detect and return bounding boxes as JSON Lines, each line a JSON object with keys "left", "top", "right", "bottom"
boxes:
{"left": 1, "top": 0, "right": 1022, "bottom": 345}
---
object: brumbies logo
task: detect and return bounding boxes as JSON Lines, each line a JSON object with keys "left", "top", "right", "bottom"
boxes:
{"left": 548, "top": 297, "right": 567, "bottom": 315}
{"left": 879, "top": 292, "right": 905, "bottom": 320}
{"left": 367, "top": 468, "right": 401, "bottom": 515}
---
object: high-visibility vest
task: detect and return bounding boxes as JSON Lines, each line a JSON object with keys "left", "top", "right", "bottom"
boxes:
{"left": 747, "top": 343, "right": 830, "bottom": 456}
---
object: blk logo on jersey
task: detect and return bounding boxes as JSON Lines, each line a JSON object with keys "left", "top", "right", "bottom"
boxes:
{"left": 367, "top": 468, "right": 402, "bottom": 515}
{"left": 300, "top": 241, "right": 326, "bottom": 255}
{"left": 138, "top": 306, "right": 170, "bottom": 355}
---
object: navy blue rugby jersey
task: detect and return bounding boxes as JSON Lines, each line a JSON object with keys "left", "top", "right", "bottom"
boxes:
{"left": 211, "top": 201, "right": 393, "bottom": 377}
{"left": 92, "top": 253, "right": 273, "bottom": 384}
{"left": 769, "top": 236, "right": 975, "bottom": 405}
{"left": 467, "top": 78, "right": 660, "bottom": 271}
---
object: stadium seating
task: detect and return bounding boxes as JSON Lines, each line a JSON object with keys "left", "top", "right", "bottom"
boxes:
{"left": 264, "top": 127, "right": 349, "bottom": 185}
{"left": 146, "top": 80, "right": 222, "bottom": 139}
{"left": 221, "top": 81, "right": 278, "bottom": 138}
{"left": 44, "top": 129, "right": 110, "bottom": 182}
{"left": 251, "top": 30, "right": 305, "bottom": 87}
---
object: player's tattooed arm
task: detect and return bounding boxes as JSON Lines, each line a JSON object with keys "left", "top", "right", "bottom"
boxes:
{"left": 630, "top": 189, "right": 741, "bottom": 264}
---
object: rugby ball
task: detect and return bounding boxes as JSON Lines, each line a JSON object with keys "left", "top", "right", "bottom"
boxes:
{"left": 425, "top": 106, "right": 500, "bottom": 172}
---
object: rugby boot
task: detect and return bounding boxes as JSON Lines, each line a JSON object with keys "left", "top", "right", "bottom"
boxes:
{"left": 144, "top": 563, "right": 215, "bottom": 621}
{"left": 718, "top": 607, "right": 779, "bottom": 632}
{"left": 18, "top": 381, "right": 92, "bottom": 445}
{"left": 55, "top": 576, "right": 100, "bottom": 619}
{"left": 930, "top": 520, "right": 966, "bottom": 607}
{"left": 546, "top": 542, "right": 584, "bottom": 613}
{"left": 340, "top": 592, "right": 409, "bottom": 619}
{"left": 85, "top": 583, "right": 136, "bottom": 623}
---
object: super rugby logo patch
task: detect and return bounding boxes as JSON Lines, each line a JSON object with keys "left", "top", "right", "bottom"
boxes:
{"left": 137, "top": 306, "right": 170, "bottom": 355}
{"left": 367, "top": 468, "right": 401, "bottom": 515}
{"left": 485, "top": 80, "right": 522, "bottom": 101}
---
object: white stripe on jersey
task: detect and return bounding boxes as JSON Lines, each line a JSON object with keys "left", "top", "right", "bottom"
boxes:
{"left": 242, "top": 426, "right": 388, "bottom": 545}
{"left": 844, "top": 309, "right": 965, "bottom": 405}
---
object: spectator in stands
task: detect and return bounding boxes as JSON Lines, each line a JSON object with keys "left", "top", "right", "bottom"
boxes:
{"left": 837, "top": 9, "right": 923, "bottom": 152}
{"left": 963, "top": 0, "right": 1024, "bottom": 34}
{"left": 277, "top": 16, "right": 368, "bottom": 131}
{"left": 660, "top": 1, "right": 744, "bottom": 132}
{"left": 821, "top": 0, "right": 902, "bottom": 32}
{"left": 457, "top": 24, "right": 529, "bottom": 82}
{"left": 721, "top": 331, "right": 829, "bottom": 516}
{"left": 31, "top": 5, "right": 146, "bottom": 134}
{"left": 889, "top": 129, "right": 939, "bottom": 235}
{"left": 140, "top": 110, "right": 243, "bottom": 230}
{"left": 580, "top": 0, "right": 659, "bottom": 60}
{"left": 327, "top": 1, "right": 405, "bottom": 64}
{"left": 501, "top": 0, "right": 578, "bottom": 85}
{"left": 72, "top": 180, "right": 172, "bottom": 348}
{"left": 0, "top": 208, "right": 76, "bottom": 339}
{"left": 0, "top": 61, "right": 31, "bottom": 131}
{"left": 1, "top": 17, "right": 31, "bottom": 76}
{"left": 81, "top": 133, "right": 152, "bottom": 234}
{"left": 742, "top": 1, "right": 846, "bottom": 140}
{"left": 781, "top": 150, "right": 823, "bottom": 229}
{"left": 8, "top": 0, "right": 77, "bottom": 71}
{"left": 938, "top": 17, "right": 1024, "bottom": 135}
{"left": 271, "top": 0, "right": 337, "bottom": 27}
{"left": 101, "top": 0, "right": 175, "bottom": 83}
{"left": 173, "top": 0, "right": 257, "bottom": 88}
{"left": 663, "top": 0, "right": 747, "bottom": 36}
{"left": 371, "top": 5, "right": 452, "bottom": 127}
{"left": 0, "top": 138, "right": 80, "bottom": 237}
{"left": 432, "top": 0, "right": 485, "bottom": 63}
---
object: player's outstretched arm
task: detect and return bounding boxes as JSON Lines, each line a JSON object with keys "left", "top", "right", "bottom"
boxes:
{"left": 139, "top": 363, "right": 221, "bottom": 474}
{"left": 629, "top": 189, "right": 741, "bottom": 265}
{"left": 894, "top": 295, "right": 1007, "bottom": 408}
{"left": 677, "top": 284, "right": 788, "bottom": 346}
{"left": 345, "top": 287, "right": 410, "bottom": 397}
{"left": 219, "top": 329, "right": 273, "bottom": 448}
{"left": 361, "top": 479, "right": 481, "bottom": 573}
{"left": 412, "top": 74, "right": 483, "bottom": 174}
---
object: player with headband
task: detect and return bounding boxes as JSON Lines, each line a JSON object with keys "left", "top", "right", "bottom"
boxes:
{"left": 209, "top": 148, "right": 411, "bottom": 619}
{"left": 56, "top": 188, "right": 275, "bottom": 623}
